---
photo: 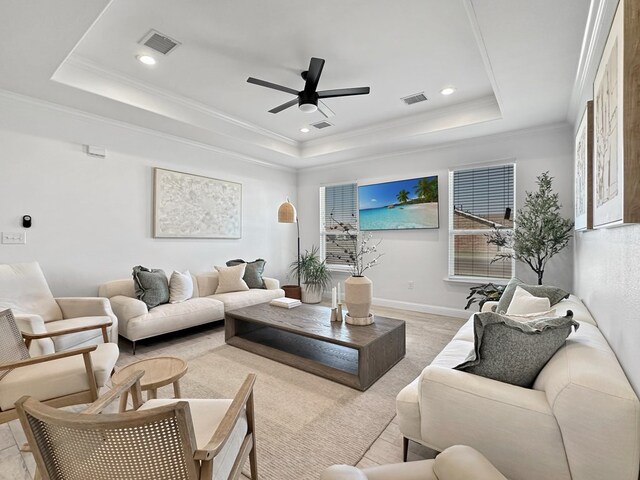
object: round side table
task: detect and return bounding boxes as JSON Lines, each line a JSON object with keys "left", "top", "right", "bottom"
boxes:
{"left": 111, "top": 356, "right": 188, "bottom": 412}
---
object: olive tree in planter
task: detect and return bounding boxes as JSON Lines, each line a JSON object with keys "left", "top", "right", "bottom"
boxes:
{"left": 289, "top": 246, "right": 332, "bottom": 304}
{"left": 487, "top": 171, "right": 574, "bottom": 285}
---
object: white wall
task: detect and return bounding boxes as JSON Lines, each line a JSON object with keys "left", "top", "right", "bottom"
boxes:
{"left": 0, "top": 93, "right": 297, "bottom": 296}
{"left": 298, "top": 124, "right": 574, "bottom": 317}
{"left": 571, "top": 0, "right": 640, "bottom": 394}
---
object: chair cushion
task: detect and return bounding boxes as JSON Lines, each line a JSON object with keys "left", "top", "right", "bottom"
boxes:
{"left": 0, "top": 343, "right": 118, "bottom": 411}
{"left": 46, "top": 316, "right": 112, "bottom": 351}
{"left": 141, "top": 398, "right": 248, "bottom": 480}
{"left": 0, "top": 262, "right": 63, "bottom": 321}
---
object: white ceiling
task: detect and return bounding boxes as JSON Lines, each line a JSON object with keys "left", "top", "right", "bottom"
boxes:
{"left": 0, "top": 0, "right": 590, "bottom": 169}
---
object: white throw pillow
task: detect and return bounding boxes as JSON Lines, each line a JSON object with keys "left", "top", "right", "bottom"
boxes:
{"left": 506, "top": 309, "right": 557, "bottom": 322}
{"left": 506, "top": 286, "right": 551, "bottom": 315}
{"left": 169, "top": 270, "right": 194, "bottom": 303}
{"left": 214, "top": 264, "right": 249, "bottom": 294}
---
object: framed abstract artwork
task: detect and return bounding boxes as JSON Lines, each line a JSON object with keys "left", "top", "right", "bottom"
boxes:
{"left": 574, "top": 101, "right": 593, "bottom": 231}
{"left": 153, "top": 168, "right": 242, "bottom": 238}
{"left": 592, "top": 0, "right": 640, "bottom": 228}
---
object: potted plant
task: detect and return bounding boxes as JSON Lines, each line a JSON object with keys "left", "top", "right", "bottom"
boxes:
{"left": 465, "top": 283, "right": 505, "bottom": 311}
{"left": 289, "top": 246, "right": 332, "bottom": 304}
{"left": 486, "top": 172, "right": 573, "bottom": 285}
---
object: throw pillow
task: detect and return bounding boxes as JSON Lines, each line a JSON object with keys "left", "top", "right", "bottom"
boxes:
{"left": 505, "top": 309, "right": 557, "bottom": 322}
{"left": 132, "top": 266, "right": 169, "bottom": 309}
{"left": 506, "top": 286, "right": 551, "bottom": 315}
{"left": 169, "top": 270, "right": 193, "bottom": 304}
{"left": 455, "top": 311, "right": 579, "bottom": 388}
{"left": 214, "top": 264, "right": 249, "bottom": 294}
{"left": 226, "top": 258, "right": 267, "bottom": 289}
{"left": 496, "top": 277, "right": 570, "bottom": 314}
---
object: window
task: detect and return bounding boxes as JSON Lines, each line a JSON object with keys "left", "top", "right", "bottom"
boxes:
{"left": 449, "top": 164, "right": 515, "bottom": 281}
{"left": 319, "top": 183, "right": 358, "bottom": 270}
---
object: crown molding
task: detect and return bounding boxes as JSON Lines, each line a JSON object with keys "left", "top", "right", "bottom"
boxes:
{"left": 0, "top": 88, "right": 296, "bottom": 172}
{"left": 61, "top": 55, "right": 299, "bottom": 147}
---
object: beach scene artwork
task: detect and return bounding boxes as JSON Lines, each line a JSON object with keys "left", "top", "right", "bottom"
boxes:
{"left": 358, "top": 176, "right": 439, "bottom": 230}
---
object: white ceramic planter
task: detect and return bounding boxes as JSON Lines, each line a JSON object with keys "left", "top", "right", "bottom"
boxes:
{"left": 301, "top": 284, "right": 323, "bottom": 304}
{"left": 345, "top": 275, "right": 373, "bottom": 322}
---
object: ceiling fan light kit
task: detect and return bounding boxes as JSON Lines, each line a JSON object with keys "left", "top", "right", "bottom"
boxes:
{"left": 247, "top": 57, "right": 370, "bottom": 115}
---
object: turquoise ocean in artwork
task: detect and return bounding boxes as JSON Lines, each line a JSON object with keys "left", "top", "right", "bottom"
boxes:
{"left": 359, "top": 203, "right": 438, "bottom": 230}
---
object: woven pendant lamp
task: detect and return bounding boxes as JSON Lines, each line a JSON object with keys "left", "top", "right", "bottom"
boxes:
{"left": 277, "top": 199, "right": 296, "bottom": 223}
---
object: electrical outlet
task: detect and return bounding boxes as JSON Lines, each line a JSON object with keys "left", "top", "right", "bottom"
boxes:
{"left": 408, "top": 280, "right": 414, "bottom": 290}
{"left": 2, "top": 232, "right": 26, "bottom": 244}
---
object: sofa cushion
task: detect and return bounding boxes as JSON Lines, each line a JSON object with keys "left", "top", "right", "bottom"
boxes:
{"left": 210, "top": 288, "right": 285, "bottom": 311}
{"left": 122, "top": 297, "right": 224, "bottom": 341}
{"left": 132, "top": 266, "right": 169, "bottom": 309}
{"left": 455, "top": 311, "right": 579, "bottom": 388}
{"left": 496, "top": 278, "right": 569, "bottom": 314}
{"left": 214, "top": 264, "right": 249, "bottom": 294}
{"left": 506, "top": 286, "right": 551, "bottom": 315}
{"left": 226, "top": 259, "right": 267, "bottom": 289}
{"left": 0, "top": 262, "right": 63, "bottom": 321}
{"left": 169, "top": 270, "right": 193, "bottom": 304}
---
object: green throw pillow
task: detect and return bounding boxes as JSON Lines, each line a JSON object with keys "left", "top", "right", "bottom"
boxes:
{"left": 132, "top": 266, "right": 170, "bottom": 309}
{"left": 496, "top": 277, "right": 570, "bottom": 314}
{"left": 226, "top": 259, "right": 266, "bottom": 289}
{"left": 455, "top": 311, "right": 579, "bottom": 388}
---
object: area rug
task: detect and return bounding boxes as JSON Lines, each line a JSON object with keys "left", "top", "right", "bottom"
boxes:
{"left": 119, "top": 313, "right": 464, "bottom": 479}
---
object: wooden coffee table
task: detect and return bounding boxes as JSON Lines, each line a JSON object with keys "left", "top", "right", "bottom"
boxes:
{"left": 112, "top": 356, "right": 188, "bottom": 412}
{"left": 225, "top": 303, "right": 405, "bottom": 391}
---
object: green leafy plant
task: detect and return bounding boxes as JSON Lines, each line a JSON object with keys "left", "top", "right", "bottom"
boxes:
{"left": 486, "top": 171, "right": 573, "bottom": 285}
{"left": 465, "top": 283, "right": 505, "bottom": 310}
{"left": 289, "top": 246, "right": 332, "bottom": 293}
{"left": 396, "top": 189, "right": 410, "bottom": 204}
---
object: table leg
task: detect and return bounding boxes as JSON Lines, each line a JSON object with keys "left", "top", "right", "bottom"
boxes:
{"left": 119, "top": 391, "right": 128, "bottom": 413}
{"left": 173, "top": 380, "right": 182, "bottom": 399}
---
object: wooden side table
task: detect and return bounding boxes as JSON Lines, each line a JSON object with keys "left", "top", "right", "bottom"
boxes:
{"left": 111, "top": 356, "right": 188, "bottom": 412}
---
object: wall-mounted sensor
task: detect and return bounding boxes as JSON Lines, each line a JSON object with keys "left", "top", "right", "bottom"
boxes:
{"left": 22, "top": 215, "right": 32, "bottom": 228}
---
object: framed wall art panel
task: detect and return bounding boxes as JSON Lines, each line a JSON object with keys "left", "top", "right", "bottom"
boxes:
{"left": 575, "top": 101, "right": 593, "bottom": 231}
{"left": 153, "top": 168, "right": 242, "bottom": 238}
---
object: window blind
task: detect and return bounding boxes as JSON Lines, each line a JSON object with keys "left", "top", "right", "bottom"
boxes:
{"left": 320, "top": 183, "right": 358, "bottom": 268}
{"left": 449, "top": 164, "right": 515, "bottom": 280}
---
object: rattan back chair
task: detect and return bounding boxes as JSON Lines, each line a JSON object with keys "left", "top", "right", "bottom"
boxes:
{"left": 0, "top": 309, "right": 30, "bottom": 380}
{"left": 16, "top": 371, "right": 258, "bottom": 480}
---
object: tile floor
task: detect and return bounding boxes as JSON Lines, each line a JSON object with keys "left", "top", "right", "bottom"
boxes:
{"left": 0, "top": 305, "right": 444, "bottom": 479}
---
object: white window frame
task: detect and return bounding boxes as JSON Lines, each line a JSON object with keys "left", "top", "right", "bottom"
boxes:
{"left": 319, "top": 182, "right": 359, "bottom": 272}
{"left": 447, "top": 162, "right": 516, "bottom": 283}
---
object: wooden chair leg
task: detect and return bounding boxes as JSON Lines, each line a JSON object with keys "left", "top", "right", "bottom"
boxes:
{"left": 403, "top": 436, "right": 409, "bottom": 462}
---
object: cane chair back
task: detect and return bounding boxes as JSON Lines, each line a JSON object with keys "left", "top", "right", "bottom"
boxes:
{"left": 0, "top": 309, "right": 30, "bottom": 380}
{"left": 17, "top": 398, "right": 200, "bottom": 480}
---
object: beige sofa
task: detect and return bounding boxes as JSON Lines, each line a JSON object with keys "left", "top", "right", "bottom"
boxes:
{"left": 396, "top": 295, "right": 640, "bottom": 480}
{"left": 99, "top": 271, "right": 284, "bottom": 353}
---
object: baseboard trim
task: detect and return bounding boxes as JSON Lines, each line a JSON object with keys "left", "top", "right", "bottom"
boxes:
{"left": 371, "top": 297, "right": 470, "bottom": 319}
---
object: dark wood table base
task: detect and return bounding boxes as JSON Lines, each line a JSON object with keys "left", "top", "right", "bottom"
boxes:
{"left": 225, "top": 303, "right": 406, "bottom": 391}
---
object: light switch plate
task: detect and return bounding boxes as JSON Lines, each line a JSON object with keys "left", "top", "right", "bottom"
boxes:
{"left": 2, "top": 232, "right": 26, "bottom": 244}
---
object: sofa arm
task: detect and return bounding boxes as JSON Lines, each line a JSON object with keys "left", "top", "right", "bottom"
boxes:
{"left": 434, "top": 445, "right": 507, "bottom": 480}
{"left": 481, "top": 301, "right": 498, "bottom": 313}
{"left": 320, "top": 465, "right": 367, "bottom": 480}
{"left": 14, "top": 313, "right": 54, "bottom": 356}
{"left": 263, "top": 277, "right": 280, "bottom": 290}
{"left": 55, "top": 297, "right": 118, "bottom": 341}
{"left": 109, "top": 295, "right": 148, "bottom": 323}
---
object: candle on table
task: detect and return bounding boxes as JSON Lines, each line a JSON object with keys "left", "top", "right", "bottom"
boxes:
{"left": 332, "top": 287, "right": 337, "bottom": 308}
{"left": 337, "top": 282, "right": 341, "bottom": 303}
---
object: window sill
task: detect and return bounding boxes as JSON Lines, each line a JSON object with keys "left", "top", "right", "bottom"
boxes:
{"left": 444, "top": 276, "right": 509, "bottom": 285}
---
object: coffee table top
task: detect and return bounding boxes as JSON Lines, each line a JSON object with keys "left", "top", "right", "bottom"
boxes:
{"left": 112, "top": 356, "right": 188, "bottom": 391}
{"left": 226, "top": 303, "right": 405, "bottom": 349}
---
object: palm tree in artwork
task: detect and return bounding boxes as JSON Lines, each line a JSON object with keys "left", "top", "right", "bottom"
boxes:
{"left": 414, "top": 177, "right": 438, "bottom": 202}
{"left": 396, "top": 189, "right": 410, "bottom": 204}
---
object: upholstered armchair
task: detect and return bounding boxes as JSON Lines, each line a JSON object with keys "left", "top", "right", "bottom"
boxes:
{"left": 0, "top": 262, "right": 118, "bottom": 355}
{"left": 321, "top": 445, "right": 507, "bottom": 480}
{"left": 17, "top": 371, "right": 258, "bottom": 480}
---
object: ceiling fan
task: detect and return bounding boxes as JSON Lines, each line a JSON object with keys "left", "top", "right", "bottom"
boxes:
{"left": 247, "top": 57, "right": 370, "bottom": 117}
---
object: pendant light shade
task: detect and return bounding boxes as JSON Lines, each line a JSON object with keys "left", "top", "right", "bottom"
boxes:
{"left": 278, "top": 199, "right": 297, "bottom": 223}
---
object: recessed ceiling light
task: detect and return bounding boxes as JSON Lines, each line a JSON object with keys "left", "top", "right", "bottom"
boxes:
{"left": 137, "top": 55, "right": 156, "bottom": 65}
{"left": 300, "top": 127, "right": 310, "bottom": 133}
{"left": 440, "top": 86, "right": 456, "bottom": 96}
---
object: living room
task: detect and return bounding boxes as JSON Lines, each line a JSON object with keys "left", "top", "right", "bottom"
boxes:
{"left": 1, "top": 0, "right": 639, "bottom": 479}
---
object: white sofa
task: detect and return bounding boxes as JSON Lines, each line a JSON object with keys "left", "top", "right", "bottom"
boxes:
{"left": 99, "top": 271, "right": 284, "bottom": 353}
{"left": 396, "top": 295, "right": 640, "bottom": 480}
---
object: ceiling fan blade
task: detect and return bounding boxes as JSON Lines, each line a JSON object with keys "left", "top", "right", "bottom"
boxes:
{"left": 317, "top": 87, "right": 370, "bottom": 99}
{"left": 268, "top": 98, "right": 299, "bottom": 114}
{"left": 317, "top": 100, "right": 335, "bottom": 119}
{"left": 247, "top": 77, "right": 299, "bottom": 96}
{"left": 304, "top": 57, "right": 325, "bottom": 94}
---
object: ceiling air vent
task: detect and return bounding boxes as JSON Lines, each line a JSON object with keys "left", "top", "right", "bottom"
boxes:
{"left": 139, "top": 30, "right": 181, "bottom": 55}
{"left": 311, "top": 121, "right": 333, "bottom": 129}
{"left": 401, "top": 92, "right": 427, "bottom": 106}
